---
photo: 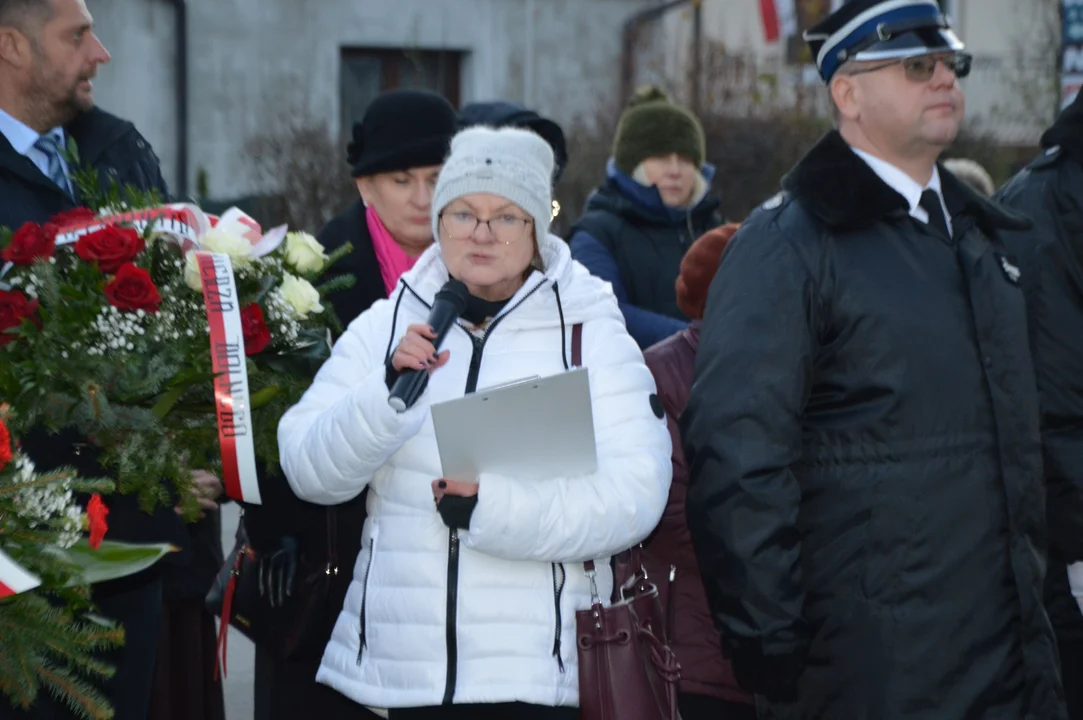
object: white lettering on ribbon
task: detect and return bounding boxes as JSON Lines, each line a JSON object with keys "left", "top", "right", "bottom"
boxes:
{"left": 197, "top": 252, "right": 261, "bottom": 505}
{"left": 52, "top": 204, "right": 211, "bottom": 248}
{"left": 0, "top": 548, "right": 41, "bottom": 599}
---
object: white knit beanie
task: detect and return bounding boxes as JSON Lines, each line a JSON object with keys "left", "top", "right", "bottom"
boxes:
{"left": 432, "top": 126, "right": 555, "bottom": 243}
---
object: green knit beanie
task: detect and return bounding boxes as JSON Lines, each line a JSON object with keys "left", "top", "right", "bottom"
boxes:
{"left": 612, "top": 86, "right": 706, "bottom": 175}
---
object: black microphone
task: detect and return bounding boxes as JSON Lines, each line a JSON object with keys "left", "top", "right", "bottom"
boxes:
{"left": 388, "top": 279, "right": 469, "bottom": 413}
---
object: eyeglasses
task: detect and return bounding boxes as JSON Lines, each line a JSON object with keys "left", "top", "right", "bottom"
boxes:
{"left": 848, "top": 51, "right": 973, "bottom": 82}
{"left": 440, "top": 210, "right": 534, "bottom": 244}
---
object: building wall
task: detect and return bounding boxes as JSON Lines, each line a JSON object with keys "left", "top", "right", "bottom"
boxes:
{"left": 648, "top": 0, "right": 1057, "bottom": 144}
{"left": 88, "top": 0, "right": 652, "bottom": 199}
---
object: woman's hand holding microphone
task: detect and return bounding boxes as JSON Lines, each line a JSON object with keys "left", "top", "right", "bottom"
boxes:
{"left": 391, "top": 324, "right": 451, "bottom": 373}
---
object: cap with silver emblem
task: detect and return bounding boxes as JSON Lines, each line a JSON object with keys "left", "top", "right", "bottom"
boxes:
{"left": 804, "top": 0, "right": 964, "bottom": 83}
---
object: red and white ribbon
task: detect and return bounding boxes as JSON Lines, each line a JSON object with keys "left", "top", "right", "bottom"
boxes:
{"left": 53, "top": 203, "right": 210, "bottom": 248}
{"left": 197, "top": 252, "right": 261, "bottom": 504}
{"left": 51, "top": 203, "right": 287, "bottom": 258}
{"left": 0, "top": 548, "right": 41, "bottom": 599}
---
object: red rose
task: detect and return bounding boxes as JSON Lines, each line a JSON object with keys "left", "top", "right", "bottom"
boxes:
{"left": 44, "top": 207, "right": 98, "bottom": 239}
{"left": 75, "top": 225, "right": 145, "bottom": 274}
{"left": 0, "top": 289, "right": 39, "bottom": 345}
{"left": 1, "top": 222, "right": 55, "bottom": 265}
{"left": 87, "top": 493, "right": 109, "bottom": 550}
{"left": 241, "top": 303, "right": 271, "bottom": 355}
{"left": 0, "top": 418, "right": 11, "bottom": 472}
{"left": 103, "top": 263, "right": 161, "bottom": 313}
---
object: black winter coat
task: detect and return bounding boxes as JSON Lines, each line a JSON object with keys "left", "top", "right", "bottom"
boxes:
{"left": 996, "top": 97, "right": 1083, "bottom": 644}
{"left": 242, "top": 200, "right": 383, "bottom": 662}
{"left": 0, "top": 109, "right": 193, "bottom": 589}
{"left": 683, "top": 131, "right": 1066, "bottom": 719}
{"left": 0, "top": 107, "right": 168, "bottom": 228}
{"left": 569, "top": 161, "right": 722, "bottom": 348}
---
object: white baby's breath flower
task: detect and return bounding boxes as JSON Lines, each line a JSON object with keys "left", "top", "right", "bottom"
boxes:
{"left": 284, "top": 231, "right": 327, "bottom": 274}
{"left": 279, "top": 273, "right": 323, "bottom": 318}
{"left": 11, "top": 454, "right": 83, "bottom": 548}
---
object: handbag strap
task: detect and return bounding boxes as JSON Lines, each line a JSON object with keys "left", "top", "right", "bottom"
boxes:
{"left": 572, "top": 323, "right": 605, "bottom": 602}
{"left": 572, "top": 322, "right": 650, "bottom": 604}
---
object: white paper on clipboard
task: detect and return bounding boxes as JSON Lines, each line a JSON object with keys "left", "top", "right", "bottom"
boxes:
{"left": 430, "top": 367, "right": 597, "bottom": 482}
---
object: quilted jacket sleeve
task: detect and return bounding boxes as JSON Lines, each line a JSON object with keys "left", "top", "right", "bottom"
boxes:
{"left": 461, "top": 312, "right": 672, "bottom": 564}
{"left": 277, "top": 301, "right": 428, "bottom": 505}
{"left": 680, "top": 218, "right": 817, "bottom": 657}
{"left": 570, "top": 230, "right": 689, "bottom": 348}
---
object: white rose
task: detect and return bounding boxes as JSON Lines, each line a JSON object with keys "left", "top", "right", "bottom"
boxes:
{"left": 280, "top": 273, "right": 323, "bottom": 317}
{"left": 284, "top": 231, "right": 327, "bottom": 274}
{"left": 184, "top": 250, "right": 203, "bottom": 291}
{"left": 199, "top": 227, "right": 254, "bottom": 266}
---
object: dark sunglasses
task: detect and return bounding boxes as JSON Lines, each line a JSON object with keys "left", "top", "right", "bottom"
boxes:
{"left": 849, "top": 52, "right": 973, "bottom": 82}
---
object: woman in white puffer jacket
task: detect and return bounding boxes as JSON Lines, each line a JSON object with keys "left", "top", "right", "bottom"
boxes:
{"left": 277, "top": 126, "right": 672, "bottom": 720}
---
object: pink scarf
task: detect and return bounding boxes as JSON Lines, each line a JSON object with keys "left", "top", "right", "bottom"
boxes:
{"left": 367, "top": 205, "right": 420, "bottom": 297}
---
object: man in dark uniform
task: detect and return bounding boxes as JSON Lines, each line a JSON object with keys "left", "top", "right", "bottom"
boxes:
{"left": 996, "top": 91, "right": 1083, "bottom": 719}
{"left": 682, "top": 1, "right": 1067, "bottom": 717}
{"left": 0, "top": 0, "right": 191, "bottom": 717}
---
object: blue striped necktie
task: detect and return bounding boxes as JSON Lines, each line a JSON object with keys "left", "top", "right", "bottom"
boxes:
{"left": 33, "top": 133, "right": 73, "bottom": 198}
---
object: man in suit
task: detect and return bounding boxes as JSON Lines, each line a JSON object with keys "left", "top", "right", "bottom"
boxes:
{"left": 0, "top": 0, "right": 196, "bottom": 717}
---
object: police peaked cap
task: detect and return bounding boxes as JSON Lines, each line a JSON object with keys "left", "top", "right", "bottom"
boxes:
{"left": 805, "top": 0, "right": 965, "bottom": 83}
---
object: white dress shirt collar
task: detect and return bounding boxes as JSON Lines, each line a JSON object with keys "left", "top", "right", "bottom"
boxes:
{"left": 0, "top": 107, "right": 43, "bottom": 156}
{"left": 850, "top": 146, "right": 951, "bottom": 235}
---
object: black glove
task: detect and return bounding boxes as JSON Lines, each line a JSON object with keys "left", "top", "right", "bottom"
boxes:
{"left": 259, "top": 536, "right": 298, "bottom": 608}
{"left": 437, "top": 494, "right": 478, "bottom": 531}
{"left": 730, "top": 643, "right": 804, "bottom": 703}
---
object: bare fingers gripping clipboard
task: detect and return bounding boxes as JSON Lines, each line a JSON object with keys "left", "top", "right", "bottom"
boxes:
{"left": 430, "top": 367, "right": 598, "bottom": 482}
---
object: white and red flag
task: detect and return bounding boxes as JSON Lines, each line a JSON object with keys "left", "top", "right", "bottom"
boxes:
{"left": 761, "top": 0, "right": 846, "bottom": 43}
{"left": 760, "top": 0, "right": 798, "bottom": 42}
{"left": 0, "top": 548, "right": 41, "bottom": 599}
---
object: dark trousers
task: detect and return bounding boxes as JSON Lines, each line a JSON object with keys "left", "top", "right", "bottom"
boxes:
{"left": 254, "top": 646, "right": 383, "bottom": 720}
{"left": 679, "top": 692, "right": 759, "bottom": 720}
{"left": 0, "top": 575, "right": 163, "bottom": 720}
{"left": 1063, "top": 639, "right": 1083, "bottom": 720}
{"left": 147, "top": 599, "right": 224, "bottom": 720}
{"left": 389, "top": 704, "right": 578, "bottom": 720}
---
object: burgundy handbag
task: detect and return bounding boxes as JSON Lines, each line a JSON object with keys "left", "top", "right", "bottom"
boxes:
{"left": 568, "top": 323, "right": 681, "bottom": 720}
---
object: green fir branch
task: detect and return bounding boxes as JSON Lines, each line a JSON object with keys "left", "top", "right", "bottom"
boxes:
{"left": 37, "top": 663, "right": 113, "bottom": 720}
{"left": 0, "top": 645, "right": 34, "bottom": 710}
{"left": 315, "top": 274, "right": 356, "bottom": 298}
{"left": 0, "top": 469, "right": 110, "bottom": 497}
{"left": 0, "top": 594, "right": 121, "bottom": 719}
{"left": 323, "top": 242, "right": 353, "bottom": 268}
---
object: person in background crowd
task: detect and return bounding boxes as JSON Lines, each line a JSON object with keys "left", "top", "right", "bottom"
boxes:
{"left": 641, "top": 223, "right": 756, "bottom": 720}
{"left": 148, "top": 469, "right": 226, "bottom": 720}
{"left": 277, "top": 125, "right": 671, "bottom": 719}
{"left": 943, "top": 156, "right": 994, "bottom": 195}
{"left": 682, "top": 1, "right": 1068, "bottom": 717}
{"left": 996, "top": 89, "right": 1083, "bottom": 720}
{"left": 243, "top": 89, "right": 458, "bottom": 720}
{"left": 458, "top": 100, "right": 568, "bottom": 184}
{"left": 569, "top": 86, "right": 721, "bottom": 349}
{"left": 0, "top": 1, "right": 200, "bottom": 717}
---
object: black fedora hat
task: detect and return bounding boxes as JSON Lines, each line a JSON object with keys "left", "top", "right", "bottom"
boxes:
{"left": 346, "top": 90, "right": 458, "bottom": 178}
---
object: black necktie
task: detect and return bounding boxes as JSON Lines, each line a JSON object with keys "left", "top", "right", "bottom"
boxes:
{"left": 919, "top": 189, "right": 950, "bottom": 238}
